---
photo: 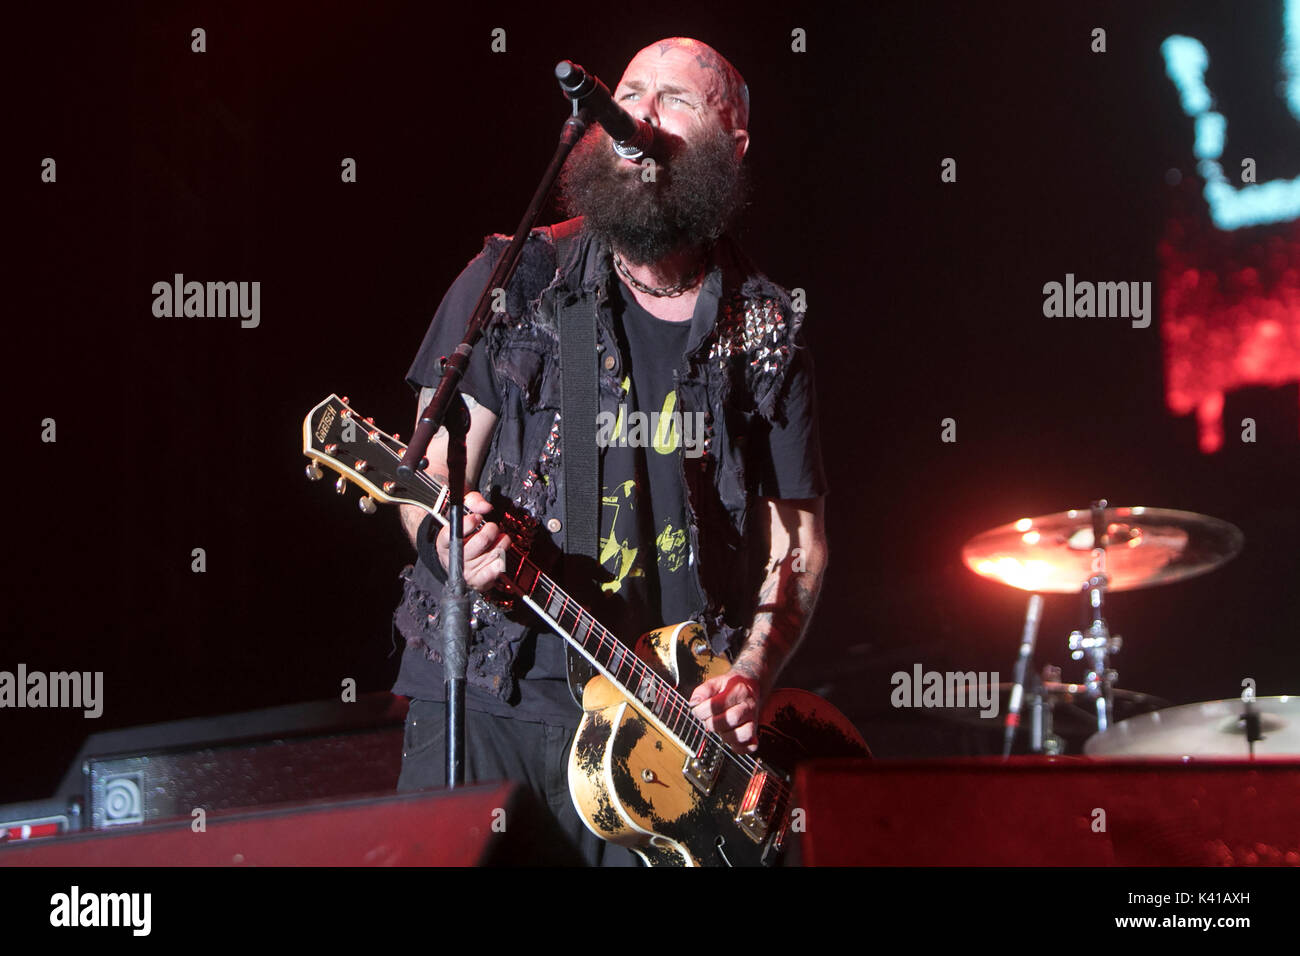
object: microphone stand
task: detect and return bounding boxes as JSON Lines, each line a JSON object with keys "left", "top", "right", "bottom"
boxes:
{"left": 396, "top": 91, "right": 595, "bottom": 787}
{"left": 440, "top": 393, "right": 470, "bottom": 787}
{"left": 1003, "top": 593, "right": 1043, "bottom": 757}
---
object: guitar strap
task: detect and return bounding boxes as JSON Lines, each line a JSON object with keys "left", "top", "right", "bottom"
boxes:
{"left": 552, "top": 223, "right": 600, "bottom": 708}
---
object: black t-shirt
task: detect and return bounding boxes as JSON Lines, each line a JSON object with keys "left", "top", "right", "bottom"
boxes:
{"left": 596, "top": 278, "right": 704, "bottom": 640}
{"left": 392, "top": 251, "right": 827, "bottom": 723}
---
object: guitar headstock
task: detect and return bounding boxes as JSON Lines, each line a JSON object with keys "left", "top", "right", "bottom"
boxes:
{"left": 302, "top": 394, "right": 446, "bottom": 517}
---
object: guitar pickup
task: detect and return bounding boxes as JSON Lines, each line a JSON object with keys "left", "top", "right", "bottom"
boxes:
{"left": 735, "top": 763, "right": 781, "bottom": 844}
{"left": 682, "top": 743, "right": 723, "bottom": 795}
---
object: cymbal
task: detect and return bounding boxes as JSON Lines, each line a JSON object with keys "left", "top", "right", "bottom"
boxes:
{"left": 1039, "top": 681, "right": 1167, "bottom": 710}
{"left": 962, "top": 506, "right": 1243, "bottom": 593}
{"left": 1084, "top": 696, "right": 1300, "bottom": 757}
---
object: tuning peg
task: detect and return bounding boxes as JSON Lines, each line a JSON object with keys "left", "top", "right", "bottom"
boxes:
{"left": 358, "top": 497, "right": 377, "bottom": 515}
{"left": 305, "top": 463, "right": 323, "bottom": 481}
{"left": 335, "top": 476, "right": 347, "bottom": 495}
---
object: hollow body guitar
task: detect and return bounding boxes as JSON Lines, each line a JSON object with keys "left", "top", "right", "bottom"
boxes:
{"left": 303, "top": 394, "right": 869, "bottom": 866}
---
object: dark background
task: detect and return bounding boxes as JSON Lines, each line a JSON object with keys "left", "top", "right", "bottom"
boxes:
{"left": 7, "top": 0, "right": 1298, "bottom": 804}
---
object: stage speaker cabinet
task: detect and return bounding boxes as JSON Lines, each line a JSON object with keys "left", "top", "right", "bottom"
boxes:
{"left": 0, "top": 784, "right": 585, "bottom": 866}
{"left": 788, "top": 757, "right": 1300, "bottom": 866}
{"left": 83, "top": 726, "right": 405, "bottom": 828}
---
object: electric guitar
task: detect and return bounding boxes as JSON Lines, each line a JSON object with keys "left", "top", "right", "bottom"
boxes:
{"left": 302, "top": 394, "right": 868, "bottom": 866}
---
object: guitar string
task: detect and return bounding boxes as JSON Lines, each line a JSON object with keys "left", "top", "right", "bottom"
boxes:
{"left": 349, "top": 420, "right": 791, "bottom": 803}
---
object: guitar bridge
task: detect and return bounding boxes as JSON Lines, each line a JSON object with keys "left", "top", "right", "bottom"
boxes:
{"left": 735, "top": 763, "right": 782, "bottom": 844}
{"left": 682, "top": 743, "right": 723, "bottom": 795}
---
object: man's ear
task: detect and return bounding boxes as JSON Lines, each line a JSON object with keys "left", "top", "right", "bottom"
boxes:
{"left": 732, "top": 128, "right": 750, "bottom": 163}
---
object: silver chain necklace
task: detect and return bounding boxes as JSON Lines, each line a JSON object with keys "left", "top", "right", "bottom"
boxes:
{"left": 613, "top": 252, "right": 707, "bottom": 298}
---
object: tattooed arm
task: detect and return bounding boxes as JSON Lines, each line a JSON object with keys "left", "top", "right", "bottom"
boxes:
{"left": 733, "top": 497, "right": 827, "bottom": 694}
{"left": 688, "top": 497, "right": 827, "bottom": 752}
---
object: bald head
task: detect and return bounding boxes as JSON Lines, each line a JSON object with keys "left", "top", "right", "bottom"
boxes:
{"left": 624, "top": 37, "right": 749, "bottom": 133}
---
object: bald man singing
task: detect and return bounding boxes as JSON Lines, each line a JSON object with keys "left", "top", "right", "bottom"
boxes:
{"left": 392, "top": 38, "right": 827, "bottom": 866}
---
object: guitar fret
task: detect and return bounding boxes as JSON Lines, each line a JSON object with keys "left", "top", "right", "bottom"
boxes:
{"left": 516, "top": 561, "right": 541, "bottom": 595}
{"left": 545, "top": 589, "right": 567, "bottom": 621}
{"left": 577, "top": 614, "right": 598, "bottom": 654}
{"left": 664, "top": 696, "right": 683, "bottom": 732}
{"left": 505, "top": 549, "right": 526, "bottom": 580}
{"left": 653, "top": 687, "right": 669, "bottom": 718}
{"left": 560, "top": 600, "right": 580, "bottom": 632}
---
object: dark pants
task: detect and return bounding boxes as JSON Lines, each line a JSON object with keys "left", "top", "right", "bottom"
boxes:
{"left": 396, "top": 699, "right": 640, "bottom": 867}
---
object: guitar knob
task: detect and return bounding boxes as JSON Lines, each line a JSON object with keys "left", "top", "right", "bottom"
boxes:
{"left": 305, "top": 463, "right": 323, "bottom": 481}
{"left": 358, "top": 497, "right": 377, "bottom": 515}
{"left": 335, "top": 476, "right": 347, "bottom": 495}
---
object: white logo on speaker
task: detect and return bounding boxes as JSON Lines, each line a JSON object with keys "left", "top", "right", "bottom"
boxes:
{"left": 102, "top": 775, "right": 143, "bottom": 826}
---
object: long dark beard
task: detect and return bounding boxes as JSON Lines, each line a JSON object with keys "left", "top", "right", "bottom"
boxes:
{"left": 557, "top": 125, "right": 750, "bottom": 266}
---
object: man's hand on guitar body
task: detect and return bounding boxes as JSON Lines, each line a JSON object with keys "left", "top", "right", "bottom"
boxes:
{"left": 689, "top": 670, "right": 762, "bottom": 753}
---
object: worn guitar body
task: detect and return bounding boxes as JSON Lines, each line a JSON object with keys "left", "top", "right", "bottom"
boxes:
{"left": 569, "top": 621, "right": 869, "bottom": 867}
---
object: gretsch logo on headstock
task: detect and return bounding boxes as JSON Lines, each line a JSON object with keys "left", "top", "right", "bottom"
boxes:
{"left": 315, "top": 405, "right": 337, "bottom": 444}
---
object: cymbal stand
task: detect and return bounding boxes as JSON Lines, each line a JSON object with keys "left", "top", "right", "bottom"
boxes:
{"left": 1068, "top": 500, "right": 1123, "bottom": 732}
{"left": 1029, "top": 665, "right": 1064, "bottom": 755}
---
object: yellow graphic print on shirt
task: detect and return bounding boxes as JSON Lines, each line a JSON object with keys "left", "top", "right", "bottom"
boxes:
{"left": 656, "top": 523, "right": 688, "bottom": 573}
{"left": 599, "top": 479, "right": 642, "bottom": 595}
{"left": 598, "top": 379, "right": 690, "bottom": 593}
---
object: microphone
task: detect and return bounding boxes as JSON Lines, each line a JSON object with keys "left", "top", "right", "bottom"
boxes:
{"left": 554, "top": 60, "right": 655, "bottom": 161}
